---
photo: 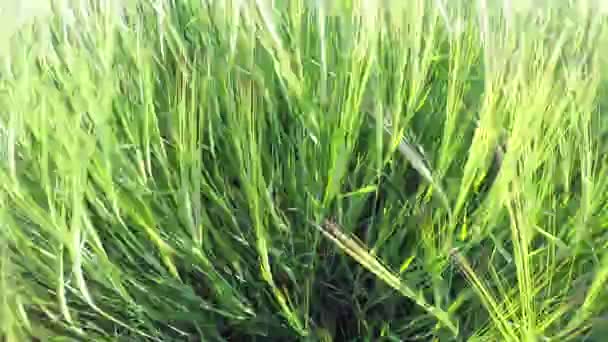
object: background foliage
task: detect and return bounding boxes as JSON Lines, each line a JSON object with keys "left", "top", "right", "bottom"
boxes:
{"left": 1, "top": 1, "right": 608, "bottom": 341}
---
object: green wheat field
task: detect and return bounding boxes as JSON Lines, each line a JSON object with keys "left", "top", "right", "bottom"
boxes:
{"left": 1, "top": 1, "right": 608, "bottom": 341}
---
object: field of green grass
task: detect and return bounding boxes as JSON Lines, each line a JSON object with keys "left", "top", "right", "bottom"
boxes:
{"left": 1, "top": 1, "right": 608, "bottom": 341}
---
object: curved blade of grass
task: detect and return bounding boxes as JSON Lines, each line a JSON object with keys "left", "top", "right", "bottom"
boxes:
{"left": 316, "top": 219, "right": 458, "bottom": 336}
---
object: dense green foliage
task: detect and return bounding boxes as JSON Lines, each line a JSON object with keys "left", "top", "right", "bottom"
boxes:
{"left": 1, "top": 1, "right": 608, "bottom": 341}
